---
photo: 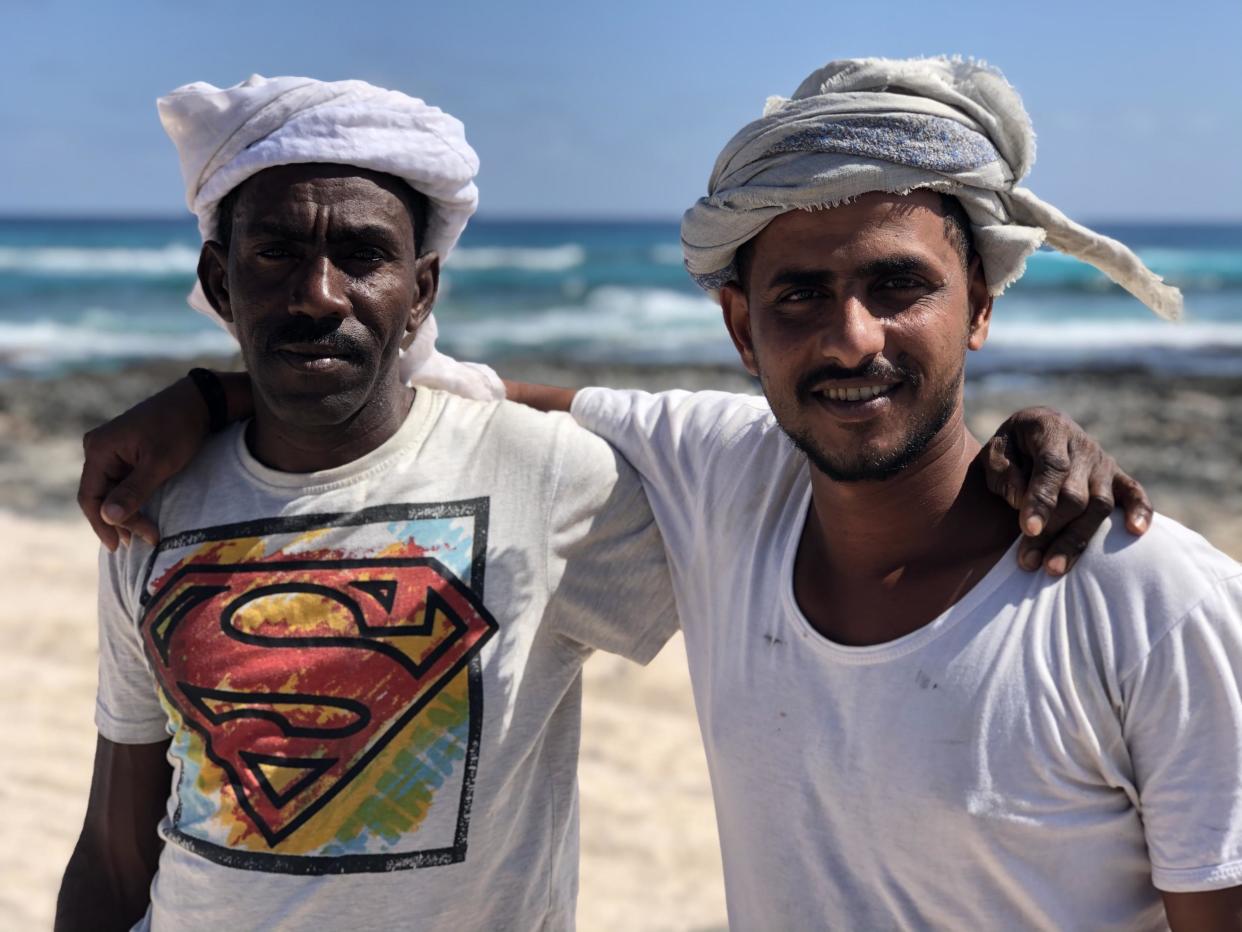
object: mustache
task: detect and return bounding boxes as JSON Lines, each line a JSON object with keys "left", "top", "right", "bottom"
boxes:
{"left": 262, "top": 317, "right": 366, "bottom": 358}
{"left": 795, "top": 357, "right": 917, "bottom": 398}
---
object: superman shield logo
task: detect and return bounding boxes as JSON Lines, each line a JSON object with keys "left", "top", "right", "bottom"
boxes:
{"left": 138, "top": 500, "right": 497, "bottom": 874}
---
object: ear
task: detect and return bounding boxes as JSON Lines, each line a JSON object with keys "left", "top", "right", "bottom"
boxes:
{"left": 720, "top": 283, "right": 759, "bottom": 377}
{"left": 197, "top": 241, "right": 233, "bottom": 322}
{"left": 402, "top": 251, "right": 440, "bottom": 349}
{"left": 965, "top": 256, "right": 993, "bottom": 351}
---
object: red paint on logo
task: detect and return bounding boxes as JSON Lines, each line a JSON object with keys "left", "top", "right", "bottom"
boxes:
{"left": 141, "top": 555, "right": 497, "bottom": 846}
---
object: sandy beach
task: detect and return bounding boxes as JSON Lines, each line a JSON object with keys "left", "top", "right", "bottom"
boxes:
{"left": 1, "top": 358, "right": 1239, "bottom": 930}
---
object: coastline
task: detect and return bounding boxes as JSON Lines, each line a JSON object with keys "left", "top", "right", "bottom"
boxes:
{"left": 1, "top": 358, "right": 1238, "bottom": 929}
{"left": 3, "top": 356, "right": 1239, "bottom": 554}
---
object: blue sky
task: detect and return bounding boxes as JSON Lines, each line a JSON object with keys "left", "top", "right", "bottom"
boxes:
{"left": 3, "top": 0, "right": 1239, "bottom": 220}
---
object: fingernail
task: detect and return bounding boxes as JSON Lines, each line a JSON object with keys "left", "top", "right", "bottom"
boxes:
{"left": 1046, "top": 555, "right": 1068, "bottom": 576}
{"left": 1132, "top": 514, "right": 1148, "bottom": 532}
{"left": 1021, "top": 550, "right": 1043, "bottom": 571}
{"left": 1024, "top": 515, "right": 1043, "bottom": 536}
{"left": 102, "top": 504, "right": 124, "bottom": 524}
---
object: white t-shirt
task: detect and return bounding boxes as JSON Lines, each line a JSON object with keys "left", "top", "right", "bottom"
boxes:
{"left": 96, "top": 388, "right": 677, "bottom": 932}
{"left": 572, "top": 387, "right": 1242, "bottom": 931}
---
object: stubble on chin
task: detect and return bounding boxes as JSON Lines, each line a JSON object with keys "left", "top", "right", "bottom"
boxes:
{"left": 772, "top": 365, "right": 963, "bottom": 483}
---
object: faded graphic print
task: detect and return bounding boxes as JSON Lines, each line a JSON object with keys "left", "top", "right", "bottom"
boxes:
{"left": 137, "top": 499, "right": 497, "bottom": 874}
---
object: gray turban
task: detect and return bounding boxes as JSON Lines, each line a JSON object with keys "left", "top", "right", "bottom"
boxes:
{"left": 681, "top": 57, "right": 1182, "bottom": 320}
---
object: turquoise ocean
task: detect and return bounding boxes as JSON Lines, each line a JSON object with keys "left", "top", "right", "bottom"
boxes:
{"left": 2, "top": 217, "right": 1241, "bottom": 379}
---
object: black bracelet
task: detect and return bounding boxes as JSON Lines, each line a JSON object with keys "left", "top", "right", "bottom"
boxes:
{"left": 187, "top": 367, "right": 229, "bottom": 433}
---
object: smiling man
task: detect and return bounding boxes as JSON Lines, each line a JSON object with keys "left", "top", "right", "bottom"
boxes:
{"left": 545, "top": 58, "right": 1242, "bottom": 928}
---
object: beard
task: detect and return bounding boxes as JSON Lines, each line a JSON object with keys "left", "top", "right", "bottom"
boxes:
{"left": 768, "top": 356, "right": 964, "bottom": 483}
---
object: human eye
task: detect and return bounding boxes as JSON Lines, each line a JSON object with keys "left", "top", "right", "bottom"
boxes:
{"left": 871, "top": 274, "right": 938, "bottom": 310}
{"left": 877, "top": 274, "right": 926, "bottom": 291}
{"left": 350, "top": 246, "right": 386, "bottom": 262}
{"left": 256, "top": 244, "right": 295, "bottom": 260}
{"left": 774, "top": 286, "right": 824, "bottom": 306}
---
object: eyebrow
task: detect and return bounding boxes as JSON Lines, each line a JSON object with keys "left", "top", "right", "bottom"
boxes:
{"left": 856, "top": 255, "right": 940, "bottom": 279}
{"left": 762, "top": 254, "right": 940, "bottom": 290}
{"left": 240, "top": 220, "right": 408, "bottom": 246}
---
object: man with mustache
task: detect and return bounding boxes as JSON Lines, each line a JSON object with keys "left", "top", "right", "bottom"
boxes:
{"left": 58, "top": 76, "right": 678, "bottom": 931}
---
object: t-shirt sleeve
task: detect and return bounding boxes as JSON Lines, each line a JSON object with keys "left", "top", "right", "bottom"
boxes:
{"left": 95, "top": 544, "right": 169, "bottom": 744}
{"left": 1121, "top": 573, "right": 1242, "bottom": 892}
{"left": 543, "top": 414, "right": 679, "bottom": 664}
{"left": 570, "top": 387, "right": 766, "bottom": 549}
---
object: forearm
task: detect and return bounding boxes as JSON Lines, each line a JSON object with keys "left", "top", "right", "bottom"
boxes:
{"left": 56, "top": 831, "right": 160, "bottom": 932}
{"left": 175, "top": 369, "right": 255, "bottom": 427}
{"left": 1163, "top": 886, "right": 1242, "bottom": 931}
{"left": 56, "top": 737, "right": 170, "bottom": 931}
{"left": 215, "top": 370, "right": 254, "bottom": 421}
{"left": 501, "top": 379, "right": 578, "bottom": 413}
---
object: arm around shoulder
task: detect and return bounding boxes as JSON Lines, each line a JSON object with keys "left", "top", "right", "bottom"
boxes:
{"left": 501, "top": 379, "right": 577, "bottom": 413}
{"left": 56, "top": 735, "right": 171, "bottom": 932}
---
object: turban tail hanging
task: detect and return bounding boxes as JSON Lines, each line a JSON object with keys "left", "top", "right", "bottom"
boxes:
{"left": 680, "top": 57, "right": 1182, "bottom": 320}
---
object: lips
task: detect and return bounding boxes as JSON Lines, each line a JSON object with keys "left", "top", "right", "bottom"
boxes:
{"left": 817, "top": 383, "right": 898, "bottom": 403}
{"left": 808, "top": 381, "right": 902, "bottom": 421}
{"left": 271, "top": 341, "right": 358, "bottom": 372}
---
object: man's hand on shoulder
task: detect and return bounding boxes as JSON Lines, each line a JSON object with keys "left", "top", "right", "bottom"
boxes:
{"left": 79, "top": 371, "right": 252, "bottom": 550}
{"left": 982, "top": 406, "right": 1152, "bottom": 576}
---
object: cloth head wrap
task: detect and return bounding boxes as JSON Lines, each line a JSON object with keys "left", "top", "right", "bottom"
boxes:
{"left": 681, "top": 57, "right": 1182, "bottom": 320}
{"left": 158, "top": 74, "right": 503, "bottom": 399}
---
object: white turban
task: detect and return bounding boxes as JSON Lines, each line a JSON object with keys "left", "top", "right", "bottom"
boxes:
{"left": 681, "top": 57, "right": 1183, "bottom": 320}
{"left": 158, "top": 74, "right": 503, "bottom": 399}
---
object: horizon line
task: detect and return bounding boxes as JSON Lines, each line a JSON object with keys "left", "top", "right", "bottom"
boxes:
{"left": 3, "top": 210, "right": 1242, "bottom": 227}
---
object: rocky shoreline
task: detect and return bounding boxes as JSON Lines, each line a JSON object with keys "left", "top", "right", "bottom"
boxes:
{"left": 2, "top": 356, "right": 1239, "bottom": 554}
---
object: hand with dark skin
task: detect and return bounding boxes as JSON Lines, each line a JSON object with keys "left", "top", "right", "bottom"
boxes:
{"left": 55, "top": 737, "right": 171, "bottom": 931}
{"left": 79, "top": 372, "right": 1152, "bottom": 574}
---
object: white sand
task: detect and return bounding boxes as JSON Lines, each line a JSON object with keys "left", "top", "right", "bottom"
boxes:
{"left": 4, "top": 460, "right": 1235, "bottom": 929}
{"left": 0, "top": 510, "right": 726, "bottom": 931}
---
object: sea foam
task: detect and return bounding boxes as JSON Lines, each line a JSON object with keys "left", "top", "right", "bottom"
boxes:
{"left": 448, "top": 244, "right": 585, "bottom": 272}
{"left": 0, "top": 243, "right": 200, "bottom": 277}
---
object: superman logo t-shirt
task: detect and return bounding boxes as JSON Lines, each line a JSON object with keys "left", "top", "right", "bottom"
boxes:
{"left": 94, "top": 389, "right": 676, "bottom": 929}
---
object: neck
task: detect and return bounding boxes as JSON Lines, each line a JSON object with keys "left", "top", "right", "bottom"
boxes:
{"left": 804, "top": 408, "right": 1006, "bottom": 579}
{"left": 248, "top": 383, "right": 416, "bottom": 473}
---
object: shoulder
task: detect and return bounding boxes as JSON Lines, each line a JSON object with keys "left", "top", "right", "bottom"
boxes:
{"left": 442, "top": 390, "right": 606, "bottom": 457}
{"left": 1062, "top": 514, "right": 1242, "bottom": 671}
{"left": 148, "top": 425, "right": 243, "bottom": 521}
{"left": 436, "top": 391, "right": 613, "bottom": 471}
{"left": 1072, "top": 513, "right": 1240, "bottom": 602}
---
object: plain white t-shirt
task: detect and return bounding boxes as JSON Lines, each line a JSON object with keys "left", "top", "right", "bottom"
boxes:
{"left": 96, "top": 388, "right": 677, "bottom": 931}
{"left": 572, "top": 386, "right": 1242, "bottom": 931}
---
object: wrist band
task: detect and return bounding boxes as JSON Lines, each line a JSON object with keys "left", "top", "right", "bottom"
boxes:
{"left": 187, "top": 367, "right": 229, "bottom": 433}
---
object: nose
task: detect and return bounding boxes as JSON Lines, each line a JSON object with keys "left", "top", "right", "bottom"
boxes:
{"left": 289, "top": 256, "right": 351, "bottom": 319}
{"left": 820, "top": 294, "right": 885, "bottom": 369}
